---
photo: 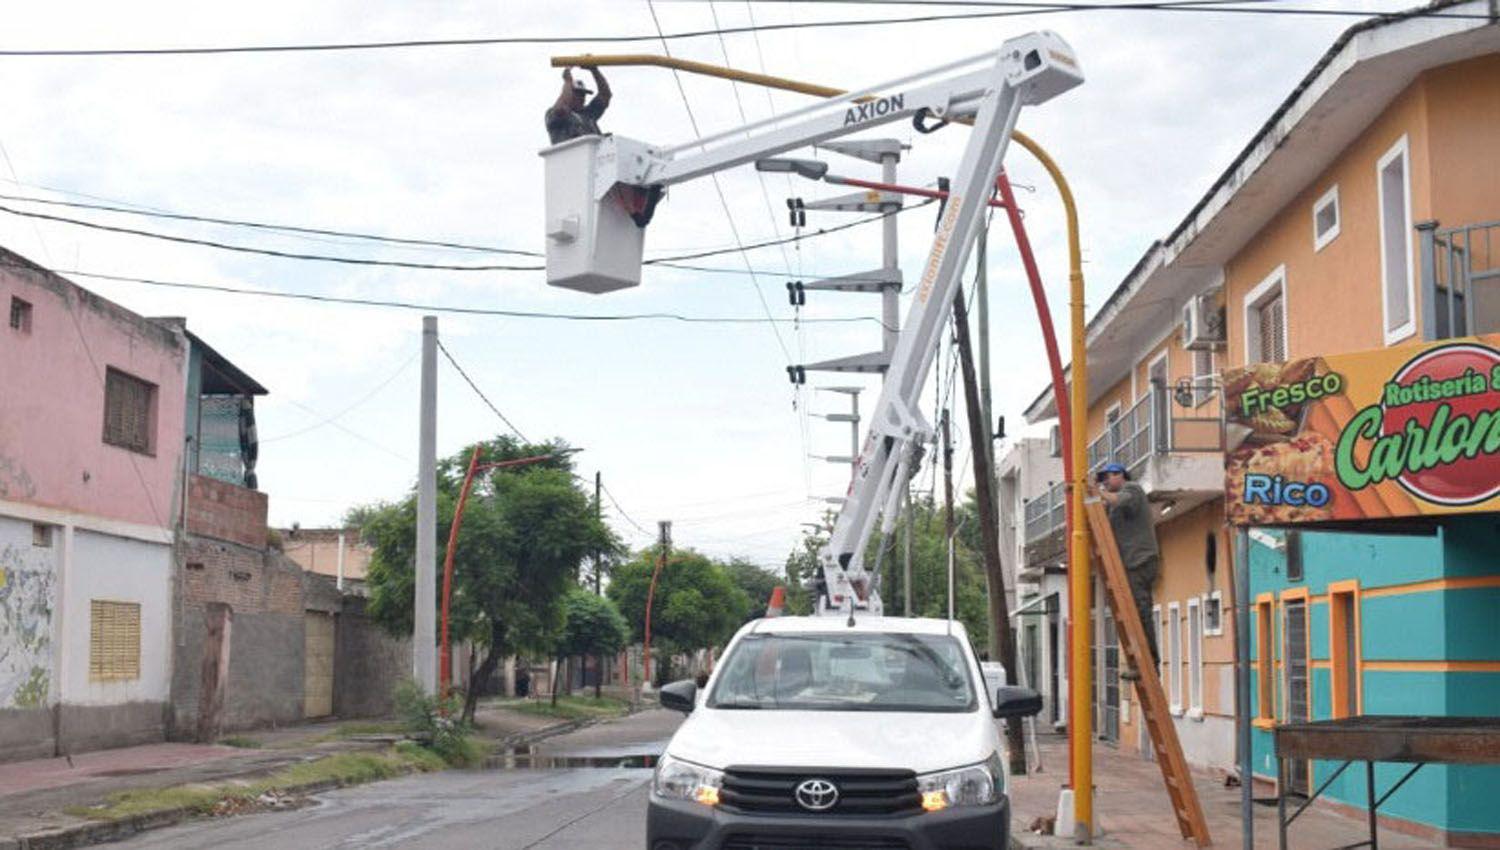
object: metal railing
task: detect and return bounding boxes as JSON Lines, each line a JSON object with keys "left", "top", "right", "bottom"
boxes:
{"left": 1420, "top": 219, "right": 1500, "bottom": 340}
{"left": 1024, "top": 480, "right": 1068, "bottom": 545}
{"left": 1022, "top": 384, "right": 1222, "bottom": 546}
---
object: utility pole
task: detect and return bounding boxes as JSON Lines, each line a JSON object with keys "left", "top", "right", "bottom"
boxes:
{"left": 414, "top": 316, "right": 438, "bottom": 693}
{"left": 903, "top": 488, "right": 914, "bottom": 617}
{"left": 594, "top": 471, "right": 603, "bottom": 595}
{"left": 953, "top": 289, "right": 1027, "bottom": 774}
{"left": 941, "top": 408, "right": 954, "bottom": 541}
{"left": 814, "top": 387, "right": 862, "bottom": 482}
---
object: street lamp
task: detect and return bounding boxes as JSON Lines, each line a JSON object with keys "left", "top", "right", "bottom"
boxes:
{"left": 754, "top": 157, "right": 829, "bottom": 180}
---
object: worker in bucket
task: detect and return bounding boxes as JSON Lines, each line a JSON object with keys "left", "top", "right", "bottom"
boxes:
{"left": 545, "top": 66, "right": 611, "bottom": 145}
{"left": 1093, "top": 462, "right": 1160, "bottom": 678}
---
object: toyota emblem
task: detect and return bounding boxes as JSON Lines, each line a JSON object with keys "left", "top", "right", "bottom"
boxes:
{"left": 794, "top": 778, "right": 839, "bottom": 812}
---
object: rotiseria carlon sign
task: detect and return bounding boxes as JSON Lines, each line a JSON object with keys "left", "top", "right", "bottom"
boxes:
{"left": 1224, "top": 335, "right": 1500, "bottom": 526}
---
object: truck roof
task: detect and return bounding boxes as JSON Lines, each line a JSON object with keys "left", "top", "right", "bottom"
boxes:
{"left": 747, "top": 615, "right": 970, "bottom": 637}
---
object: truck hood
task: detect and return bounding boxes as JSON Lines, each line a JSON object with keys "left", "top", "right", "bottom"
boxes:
{"left": 664, "top": 707, "right": 998, "bottom": 775}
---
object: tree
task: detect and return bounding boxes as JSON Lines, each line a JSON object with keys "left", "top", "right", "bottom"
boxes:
{"left": 553, "top": 587, "right": 630, "bottom": 701}
{"left": 361, "top": 435, "right": 620, "bottom": 721}
{"left": 784, "top": 497, "right": 989, "bottom": 647}
{"left": 608, "top": 548, "right": 750, "bottom": 685}
{"left": 722, "top": 558, "right": 782, "bottom": 623}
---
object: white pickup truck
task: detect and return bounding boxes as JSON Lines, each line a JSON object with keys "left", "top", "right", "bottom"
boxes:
{"left": 646, "top": 615, "right": 1042, "bottom": 850}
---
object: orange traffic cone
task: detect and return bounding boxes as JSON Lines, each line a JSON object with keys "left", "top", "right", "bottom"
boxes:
{"left": 765, "top": 586, "right": 786, "bottom": 618}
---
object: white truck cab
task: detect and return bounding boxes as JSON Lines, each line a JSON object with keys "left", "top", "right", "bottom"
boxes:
{"left": 647, "top": 615, "right": 1041, "bottom": 850}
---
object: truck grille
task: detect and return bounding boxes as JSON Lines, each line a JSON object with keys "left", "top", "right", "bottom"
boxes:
{"left": 720, "top": 767, "right": 921, "bottom": 817}
{"left": 722, "top": 835, "right": 910, "bottom": 850}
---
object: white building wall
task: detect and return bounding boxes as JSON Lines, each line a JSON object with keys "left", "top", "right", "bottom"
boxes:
{"left": 58, "top": 529, "right": 172, "bottom": 706}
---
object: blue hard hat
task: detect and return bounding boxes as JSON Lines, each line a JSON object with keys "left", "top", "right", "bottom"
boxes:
{"left": 1101, "top": 462, "right": 1127, "bottom": 475}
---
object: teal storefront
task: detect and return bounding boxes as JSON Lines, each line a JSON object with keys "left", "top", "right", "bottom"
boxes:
{"left": 1247, "top": 518, "right": 1500, "bottom": 844}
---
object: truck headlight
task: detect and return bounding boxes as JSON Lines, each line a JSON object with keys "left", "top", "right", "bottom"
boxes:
{"left": 916, "top": 752, "right": 1004, "bottom": 811}
{"left": 653, "top": 754, "right": 724, "bottom": 806}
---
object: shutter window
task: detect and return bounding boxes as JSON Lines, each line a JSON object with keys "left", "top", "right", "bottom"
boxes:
{"left": 90, "top": 600, "right": 142, "bottom": 681}
{"left": 1258, "top": 293, "right": 1286, "bottom": 363}
{"left": 103, "top": 368, "right": 157, "bottom": 455}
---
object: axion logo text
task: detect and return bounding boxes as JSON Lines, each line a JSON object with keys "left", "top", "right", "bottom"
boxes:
{"left": 843, "top": 95, "right": 905, "bottom": 127}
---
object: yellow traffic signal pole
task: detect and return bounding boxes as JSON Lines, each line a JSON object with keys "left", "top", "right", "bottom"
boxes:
{"left": 551, "top": 52, "right": 1093, "bottom": 839}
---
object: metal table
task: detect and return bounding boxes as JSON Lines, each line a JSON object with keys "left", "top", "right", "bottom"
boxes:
{"left": 1274, "top": 716, "right": 1500, "bottom": 850}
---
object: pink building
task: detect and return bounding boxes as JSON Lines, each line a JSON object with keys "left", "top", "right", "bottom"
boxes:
{"left": 0, "top": 248, "right": 265, "bottom": 759}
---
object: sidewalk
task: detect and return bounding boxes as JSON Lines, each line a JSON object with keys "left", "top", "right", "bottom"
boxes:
{"left": 1008, "top": 735, "right": 1443, "bottom": 849}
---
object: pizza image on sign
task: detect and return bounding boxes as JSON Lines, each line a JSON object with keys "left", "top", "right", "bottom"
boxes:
{"left": 1224, "top": 334, "right": 1500, "bottom": 526}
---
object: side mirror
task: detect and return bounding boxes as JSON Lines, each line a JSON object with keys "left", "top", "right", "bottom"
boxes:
{"left": 660, "top": 679, "right": 698, "bottom": 715}
{"left": 993, "top": 685, "right": 1042, "bottom": 720}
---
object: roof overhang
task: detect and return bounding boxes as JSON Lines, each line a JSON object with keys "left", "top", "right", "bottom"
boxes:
{"left": 1024, "top": 1, "right": 1500, "bottom": 424}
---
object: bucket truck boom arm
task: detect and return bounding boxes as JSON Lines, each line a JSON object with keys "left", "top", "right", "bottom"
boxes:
{"left": 542, "top": 32, "right": 1083, "bottom": 614}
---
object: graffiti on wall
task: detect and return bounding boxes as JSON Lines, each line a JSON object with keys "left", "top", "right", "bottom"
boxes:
{"left": 0, "top": 542, "right": 54, "bottom": 708}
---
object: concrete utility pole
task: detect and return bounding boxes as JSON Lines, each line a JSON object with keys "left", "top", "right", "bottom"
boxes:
{"left": 594, "top": 471, "right": 603, "bottom": 595}
{"left": 414, "top": 315, "right": 438, "bottom": 693}
{"left": 903, "top": 488, "right": 914, "bottom": 617}
{"left": 941, "top": 408, "right": 954, "bottom": 541}
{"left": 644, "top": 520, "right": 672, "bottom": 689}
{"left": 814, "top": 387, "right": 862, "bottom": 482}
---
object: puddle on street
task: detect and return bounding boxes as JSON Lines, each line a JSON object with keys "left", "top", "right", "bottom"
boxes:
{"left": 483, "top": 747, "right": 658, "bottom": 770}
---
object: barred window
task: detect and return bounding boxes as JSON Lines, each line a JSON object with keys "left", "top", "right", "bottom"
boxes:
{"left": 103, "top": 368, "right": 157, "bottom": 455}
{"left": 90, "top": 600, "right": 141, "bottom": 681}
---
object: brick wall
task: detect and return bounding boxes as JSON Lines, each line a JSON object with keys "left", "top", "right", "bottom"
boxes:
{"left": 186, "top": 474, "right": 267, "bottom": 550}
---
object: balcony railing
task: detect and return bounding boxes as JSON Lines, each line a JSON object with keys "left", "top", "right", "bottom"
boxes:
{"left": 1023, "top": 384, "right": 1222, "bottom": 547}
{"left": 1420, "top": 219, "right": 1500, "bottom": 340}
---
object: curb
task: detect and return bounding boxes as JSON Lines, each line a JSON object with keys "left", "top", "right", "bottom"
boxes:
{"left": 10, "top": 765, "right": 401, "bottom": 849}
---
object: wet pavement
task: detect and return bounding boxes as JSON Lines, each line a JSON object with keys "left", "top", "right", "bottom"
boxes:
{"left": 109, "top": 708, "right": 685, "bottom": 849}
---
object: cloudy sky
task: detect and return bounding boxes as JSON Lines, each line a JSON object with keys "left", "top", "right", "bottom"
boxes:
{"left": 0, "top": 0, "right": 1416, "bottom": 571}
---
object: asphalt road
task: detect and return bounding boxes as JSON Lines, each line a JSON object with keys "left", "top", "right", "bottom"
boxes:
{"left": 113, "top": 709, "right": 684, "bottom": 850}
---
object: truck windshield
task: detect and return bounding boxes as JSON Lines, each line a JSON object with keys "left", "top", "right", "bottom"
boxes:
{"left": 706, "top": 632, "right": 976, "bottom": 713}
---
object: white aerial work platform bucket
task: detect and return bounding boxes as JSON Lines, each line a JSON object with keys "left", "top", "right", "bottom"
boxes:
{"left": 540, "top": 135, "right": 656, "bottom": 294}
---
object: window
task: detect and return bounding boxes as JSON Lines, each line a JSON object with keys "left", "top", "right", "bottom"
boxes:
{"left": 32, "top": 524, "right": 52, "bottom": 548}
{"left": 1049, "top": 423, "right": 1062, "bottom": 458}
{"left": 1312, "top": 185, "right": 1340, "bottom": 252}
{"left": 1167, "top": 601, "right": 1182, "bottom": 714}
{"left": 1192, "top": 349, "right": 1215, "bottom": 407}
{"left": 1243, "top": 267, "right": 1288, "bottom": 364}
{"left": 1377, "top": 136, "right": 1414, "bottom": 344}
{"left": 1187, "top": 597, "right": 1203, "bottom": 717}
{"left": 89, "top": 600, "right": 141, "bottom": 681}
{"left": 1281, "top": 592, "right": 1311, "bottom": 794}
{"left": 1284, "top": 530, "right": 1304, "bottom": 582}
{"left": 8, "top": 296, "right": 31, "bottom": 333}
{"left": 1254, "top": 596, "right": 1274, "bottom": 725}
{"left": 103, "top": 368, "right": 157, "bottom": 455}
{"left": 1153, "top": 604, "right": 1165, "bottom": 687}
{"left": 1328, "top": 581, "right": 1361, "bottom": 720}
{"left": 1204, "top": 591, "right": 1223, "bottom": 637}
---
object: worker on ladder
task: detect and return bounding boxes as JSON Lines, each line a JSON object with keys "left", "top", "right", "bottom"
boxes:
{"left": 545, "top": 66, "right": 611, "bottom": 144}
{"left": 1093, "top": 462, "right": 1160, "bottom": 678}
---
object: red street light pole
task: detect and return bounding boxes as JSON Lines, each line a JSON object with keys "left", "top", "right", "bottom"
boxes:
{"left": 439, "top": 447, "right": 575, "bottom": 695}
{"left": 643, "top": 520, "right": 671, "bottom": 688}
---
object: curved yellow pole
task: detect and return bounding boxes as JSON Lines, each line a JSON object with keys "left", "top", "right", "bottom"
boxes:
{"left": 554, "top": 53, "right": 1093, "bottom": 836}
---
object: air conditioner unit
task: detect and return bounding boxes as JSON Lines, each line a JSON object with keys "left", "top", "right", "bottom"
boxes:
{"left": 1180, "top": 293, "right": 1226, "bottom": 351}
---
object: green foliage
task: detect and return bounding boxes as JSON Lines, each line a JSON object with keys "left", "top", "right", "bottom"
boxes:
{"left": 393, "top": 680, "right": 484, "bottom": 767}
{"left": 555, "top": 587, "right": 630, "bottom": 660}
{"left": 358, "top": 435, "right": 622, "bottom": 715}
{"left": 721, "top": 558, "right": 782, "bottom": 622}
{"left": 503, "top": 694, "right": 631, "bottom": 720}
{"left": 784, "top": 496, "right": 990, "bottom": 650}
{"left": 608, "top": 548, "right": 751, "bottom": 664}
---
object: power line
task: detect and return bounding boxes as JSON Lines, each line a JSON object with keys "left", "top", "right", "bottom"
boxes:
{"left": 0, "top": 259, "right": 897, "bottom": 328}
{"left": 600, "top": 481, "right": 650, "bottom": 534}
{"left": 0, "top": 3, "right": 1480, "bottom": 57}
{"left": 261, "top": 349, "right": 418, "bottom": 442}
{"left": 435, "top": 339, "right": 529, "bottom": 442}
{"left": 0, "top": 192, "right": 926, "bottom": 273}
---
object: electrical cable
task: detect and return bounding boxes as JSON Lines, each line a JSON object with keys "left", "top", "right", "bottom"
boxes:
{"left": 0, "top": 192, "right": 928, "bottom": 273}
{"left": 260, "top": 349, "right": 418, "bottom": 442}
{"left": 436, "top": 339, "right": 529, "bottom": 442}
{"left": 600, "top": 481, "right": 651, "bottom": 535}
{"left": 0, "top": 259, "right": 897, "bottom": 328}
{"left": 0, "top": 3, "right": 1481, "bottom": 57}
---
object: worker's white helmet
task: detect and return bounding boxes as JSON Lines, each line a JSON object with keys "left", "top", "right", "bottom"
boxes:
{"left": 571, "top": 72, "right": 592, "bottom": 96}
